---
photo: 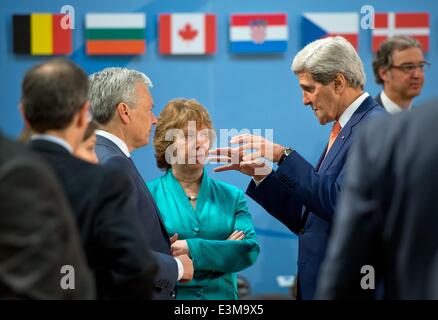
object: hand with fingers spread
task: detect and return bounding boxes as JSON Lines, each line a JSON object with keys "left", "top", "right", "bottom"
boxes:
{"left": 208, "top": 146, "right": 263, "bottom": 175}
{"left": 208, "top": 148, "right": 272, "bottom": 180}
{"left": 227, "top": 230, "right": 245, "bottom": 241}
{"left": 208, "top": 133, "right": 286, "bottom": 179}
{"left": 229, "top": 134, "right": 286, "bottom": 163}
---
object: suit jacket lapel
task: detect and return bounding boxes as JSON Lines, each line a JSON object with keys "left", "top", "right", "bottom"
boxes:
{"left": 318, "top": 96, "right": 378, "bottom": 174}
{"left": 375, "top": 92, "right": 383, "bottom": 108}
{"left": 96, "top": 134, "right": 124, "bottom": 156}
{"left": 130, "top": 161, "right": 168, "bottom": 230}
{"left": 96, "top": 135, "right": 168, "bottom": 230}
{"left": 316, "top": 148, "right": 327, "bottom": 172}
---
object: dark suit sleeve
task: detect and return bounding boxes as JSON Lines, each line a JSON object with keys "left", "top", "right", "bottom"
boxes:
{"left": 273, "top": 150, "right": 348, "bottom": 222}
{"left": 0, "top": 156, "right": 95, "bottom": 299}
{"left": 246, "top": 150, "right": 346, "bottom": 233}
{"left": 316, "top": 124, "right": 383, "bottom": 299}
{"left": 150, "top": 252, "right": 178, "bottom": 292}
{"left": 93, "top": 169, "right": 158, "bottom": 299}
{"left": 246, "top": 168, "right": 304, "bottom": 234}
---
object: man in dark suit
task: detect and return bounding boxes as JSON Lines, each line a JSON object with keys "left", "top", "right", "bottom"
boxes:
{"left": 316, "top": 101, "right": 438, "bottom": 300}
{"left": 89, "top": 67, "right": 194, "bottom": 299}
{"left": 0, "top": 133, "right": 94, "bottom": 299}
{"left": 21, "top": 58, "right": 157, "bottom": 299}
{"left": 372, "top": 35, "right": 428, "bottom": 114}
{"left": 210, "top": 36, "right": 385, "bottom": 299}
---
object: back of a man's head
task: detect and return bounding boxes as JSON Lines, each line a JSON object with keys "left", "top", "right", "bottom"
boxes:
{"left": 21, "top": 58, "right": 89, "bottom": 133}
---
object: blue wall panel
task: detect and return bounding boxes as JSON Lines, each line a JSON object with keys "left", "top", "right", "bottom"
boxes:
{"left": 1, "top": 0, "right": 436, "bottom": 294}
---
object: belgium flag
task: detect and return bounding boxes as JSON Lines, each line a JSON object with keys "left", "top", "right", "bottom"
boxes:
{"left": 13, "top": 14, "right": 72, "bottom": 55}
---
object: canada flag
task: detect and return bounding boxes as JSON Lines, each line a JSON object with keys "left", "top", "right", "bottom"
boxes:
{"left": 159, "top": 13, "right": 216, "bottom": 55}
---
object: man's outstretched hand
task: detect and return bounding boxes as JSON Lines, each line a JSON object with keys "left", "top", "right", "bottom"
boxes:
{"left": 208, "top": 134, "right": 286, "bottom": 180}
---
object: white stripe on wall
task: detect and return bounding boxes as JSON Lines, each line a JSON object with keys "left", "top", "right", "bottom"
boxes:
{"left": 373, "top": 28, "right": 429, "bottom": 36}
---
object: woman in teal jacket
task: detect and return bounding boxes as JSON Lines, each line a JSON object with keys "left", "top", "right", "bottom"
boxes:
{"left": 147, "top": 98, "right": 260, "bottom": 300}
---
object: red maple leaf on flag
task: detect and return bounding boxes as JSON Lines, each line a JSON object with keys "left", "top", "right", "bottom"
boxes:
{"left": 179, "top": 23, "right": 198, "bottom": 41}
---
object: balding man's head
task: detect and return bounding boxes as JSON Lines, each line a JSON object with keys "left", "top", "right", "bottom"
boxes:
{"left": 21, "top": 58, "right": 89, "bottom": 133}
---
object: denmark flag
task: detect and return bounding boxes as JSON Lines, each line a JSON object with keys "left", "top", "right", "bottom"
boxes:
{"left": 372, "top": 12, "right": 429, "bottom": 52}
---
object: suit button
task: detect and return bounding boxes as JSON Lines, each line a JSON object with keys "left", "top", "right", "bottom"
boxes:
{"left": 171, "top": 291, "right": 176, "bottom": 299}
{"left": 193, "top": 227, "right": 200, "bottom": 233}
{"left": 298, "top": 228, "right": 305, "bottom": 235}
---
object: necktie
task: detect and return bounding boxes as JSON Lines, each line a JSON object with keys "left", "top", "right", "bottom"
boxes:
{"left": 326, "top": 121, "right": 341, "bottom": 155}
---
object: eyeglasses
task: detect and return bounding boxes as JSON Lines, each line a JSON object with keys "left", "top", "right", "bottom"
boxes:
{"left": 390, "top": 61, "right": 431, "bottom": 74}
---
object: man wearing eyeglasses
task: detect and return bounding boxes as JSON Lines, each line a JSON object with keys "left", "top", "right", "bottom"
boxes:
{"left": 372, "top": 35, "right": 429, "bottom": 114}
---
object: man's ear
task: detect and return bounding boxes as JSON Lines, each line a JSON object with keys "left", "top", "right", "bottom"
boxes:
{"left": 116, "top": 102, "right": 131, "bottom": 124}
{"left": 378, "top": 66, "right": 389, "bottom": 83}
{"left": 333, "top": 73, "right": 346, "bottom": 94}
{"left": 77, "top": 101, "right": 91, "bottom": 128}
{"left": 18, "top": 103, "right": 30, "bottom": 127}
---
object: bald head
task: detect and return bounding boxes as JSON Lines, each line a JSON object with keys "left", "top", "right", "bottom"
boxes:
{"left": 21, "top": 58, "right": 89, "bottom": 132}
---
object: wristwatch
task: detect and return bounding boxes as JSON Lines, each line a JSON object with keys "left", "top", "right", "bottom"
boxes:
{"left": 277, "top": 147, "right": 294, "bottom": 166}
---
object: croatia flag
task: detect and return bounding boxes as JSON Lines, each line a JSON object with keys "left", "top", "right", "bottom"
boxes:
{"left": 372, "top": 12, "right": 429, "bottom": 52}
{"left": 229, "top": 13, "right": 288, "bottom": 54}
{"left": 159, "top": 13, "right": 216, "bottom": 55}
{"left": 302, "top": 13, "right": 359, "bottom": 50}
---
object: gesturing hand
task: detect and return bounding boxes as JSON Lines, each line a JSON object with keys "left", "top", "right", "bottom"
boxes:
{"left": 229, "top": 134, "right": 285, "bottom": 163}
{"left": 208, "top": 145, "right": 272, "bottom": 180}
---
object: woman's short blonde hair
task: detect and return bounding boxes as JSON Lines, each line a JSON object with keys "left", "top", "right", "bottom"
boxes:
{"left": 154, "top": 98, "right": 213, "bottom": 170}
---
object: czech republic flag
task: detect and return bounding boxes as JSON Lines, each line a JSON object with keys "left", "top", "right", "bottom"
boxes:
{"left": 301, "top": 12, "right": 359, "bottom": 50}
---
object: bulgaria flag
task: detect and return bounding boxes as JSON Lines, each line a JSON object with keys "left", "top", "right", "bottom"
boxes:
{"left": 372, "top": 12, "right": 429, "bottom": 52}
{"left": 13, "top": 14, "right": 72, "bottom": 55}
{"left": 302, "top": 12, "right": 359, "bottom": 50}
{"left": 85, "top": 13, "right": 146, "bottom": 55}
{"left": 229, "top": 13, "right": 288, "bottom": 54}
{"left": 159, "top": 13, "right": 216, "bottom": 55}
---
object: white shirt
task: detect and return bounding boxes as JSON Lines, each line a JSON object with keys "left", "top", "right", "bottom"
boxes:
{"left": 338, "top": 92, "right": 369, "bottom": 128}
{"left": 254, "top": 92, "right": 370, "bottom": 187}
{"left": 381, "top": 90, "right": 412, "bottom": 114}
{"left": 95, "top": 130, "right": 184, "bottom": 281}
{"left": 31, "top": 134, "right": 73, "bottom": 154}
{"left": 95, "top": 130, "right": 131, "bottom": 157}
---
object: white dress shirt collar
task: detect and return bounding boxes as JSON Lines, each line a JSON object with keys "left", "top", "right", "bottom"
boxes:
{"left": 381, "top": 90, "right": 412, "bottom": 114}
{"left": 31, "top": 134, "right": 74, "bottom": 154}
{"left": 95, "top": 130, "right": 131, "bottom": 158}
{"left": 338, "top": 92, "right": 370, "bottom": 128}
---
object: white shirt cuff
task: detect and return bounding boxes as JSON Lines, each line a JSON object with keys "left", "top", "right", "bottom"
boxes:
{"left": 174, "top": 257, "right": 184, "bottom": 281}
{"left": 253, "top": 176, "right": 267, "bottom": 187}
